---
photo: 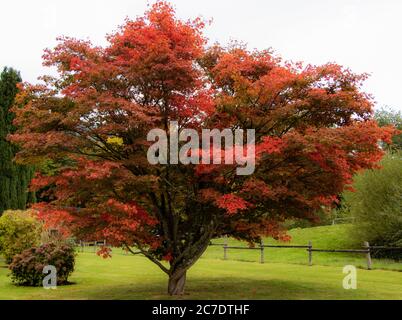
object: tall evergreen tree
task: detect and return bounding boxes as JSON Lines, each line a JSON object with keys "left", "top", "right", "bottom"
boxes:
{"left": 0, "top": 67, "right": 35, "bottom": 214}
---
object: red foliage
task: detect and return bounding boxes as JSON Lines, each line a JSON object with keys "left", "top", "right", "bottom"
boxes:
{"left": 8, "top": 2, "right": 398, "bottom": 281}
{"left": 216, "top": 194, "right": 251, "bottom": 215}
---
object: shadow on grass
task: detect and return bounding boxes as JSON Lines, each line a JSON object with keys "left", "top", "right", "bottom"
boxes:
{"left": 70, "top": 276, "right": 361, "bottom": 300}
{"left": 12, "top": 281, "right": 77, "bottom": 287}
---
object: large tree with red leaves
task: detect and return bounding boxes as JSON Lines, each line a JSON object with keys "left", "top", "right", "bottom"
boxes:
{"left": 9, "top": 2, "right": 395, "bottom": 295}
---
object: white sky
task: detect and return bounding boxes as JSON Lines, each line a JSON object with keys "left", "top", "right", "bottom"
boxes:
{"left": 1, "top": 0, "right": 401, "bottom": 110}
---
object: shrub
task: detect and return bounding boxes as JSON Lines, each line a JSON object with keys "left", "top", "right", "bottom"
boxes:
{"left": 343, "top": 152, "right": 402, "bottom": 258}
{"left": 9, "top": 243, "right": 76, "bottom": 286}
{"left": 0, "top": 210, "right": 42, "bottom": 264}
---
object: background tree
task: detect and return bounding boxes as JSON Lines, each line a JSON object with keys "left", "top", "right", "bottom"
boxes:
{"left": 343, "top": 152, "right": 402, "bottom": 258}
{"left": 9, "top": 2, "right": 397, "bottom": 295}
{"left": 374, "top": 106, "right": 402, "bottom": 150}
{"left": 0, "top": 67, "right": 36, "bottom": 214}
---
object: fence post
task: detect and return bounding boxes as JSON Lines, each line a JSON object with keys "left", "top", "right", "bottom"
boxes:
{"left": 364, "top": 241, "right": 372, "bottom": 270}
{"left": 223, "top": 236, "right": 228, "bottom": 260}
{"left": 308, "top": 241, "right": 312, "bottom": 266}
{"left": 94, "top": 241, "right": 97, "bottom": 253}
{"left": 260, "top": 240, "right": 264, "bottom": 264}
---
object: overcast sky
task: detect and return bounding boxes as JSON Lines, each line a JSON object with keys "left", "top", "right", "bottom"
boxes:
{"left": 1, "top": 0, "right": 401, "bottom": 110}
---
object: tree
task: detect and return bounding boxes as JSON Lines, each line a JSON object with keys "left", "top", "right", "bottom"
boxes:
{"left": 374, "top": 107, "right": 402, "bottom": 150}
{"left": 0, "top": 67, "right": 36, "bottom": 214}
{"left": 343, "top": 152, "right": 402, "bottom": 258}
{"left": 9, "top": 2, "right": 397, "bottom": 295}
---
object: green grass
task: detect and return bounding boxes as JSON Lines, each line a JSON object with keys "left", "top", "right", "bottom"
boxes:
{"left": 0, "top": 224, "right": 401, "bottom": 300}
{"left": 1, "top": 252, "right": 401, "bottom": 300}
{"left": 204, "top": 224, "right": 402, "bottom": 271}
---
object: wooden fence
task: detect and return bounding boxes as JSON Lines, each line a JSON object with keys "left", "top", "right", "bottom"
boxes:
{"left": 215, "top": 239, "right": 402, "bottom": 270}
{"left": 77, "top": 239, "right": 401, "bottom": 270}
{"left": 331, "top": 216, "right": 355, "bottom": 225}
{"left": 78, "top": 240, "right": 107, "bottom": 252}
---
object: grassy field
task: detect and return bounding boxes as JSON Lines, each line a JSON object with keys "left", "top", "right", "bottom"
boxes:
{"left": 1, "top": 252, "right": 402, "bottom": 300}
{"left": 0, "top": 224, "right": 401, "bottom": 300}
{"left": 205, "top": 225, "right": 402, "bottom": 271}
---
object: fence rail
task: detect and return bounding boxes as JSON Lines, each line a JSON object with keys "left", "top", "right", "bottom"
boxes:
{"left": 331, "top": 217, "right": 356, "bottom": 225}
{"left": 308, "top": 249, "right": 369, "bottom": 253}
{"left": 262, "top": 245, "right": 310, "bottom": 248}
{"left": 77, "top": 240, "right": 107, "bottom": 252}
{"left": 76, "top": 239, "right": 401, "bottom": 270}
{"left": 214, "top": 239, "right": 402, "bottom": 270}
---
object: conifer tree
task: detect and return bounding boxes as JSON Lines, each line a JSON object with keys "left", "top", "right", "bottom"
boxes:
{"left": 0, "top": 67, "right": 35, "bottom": 214}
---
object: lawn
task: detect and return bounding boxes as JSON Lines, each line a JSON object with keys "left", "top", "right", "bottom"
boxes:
{"left": 205, "top": 224, "right": 402, "bottom": 271}
{"left": 1, "top": 224, "right": 401, "bottom": 300}
{"left": 0, "top": 251, "right": 401, "bottom": 300}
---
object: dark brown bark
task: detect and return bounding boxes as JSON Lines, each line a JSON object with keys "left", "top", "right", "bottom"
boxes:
{"left": 168, "top": 269, "right": 187, "bottom": 295}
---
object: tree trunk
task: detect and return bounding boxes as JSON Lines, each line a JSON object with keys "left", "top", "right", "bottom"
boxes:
{"left": 168, "top": 270, "right": 187, "bottom": 296}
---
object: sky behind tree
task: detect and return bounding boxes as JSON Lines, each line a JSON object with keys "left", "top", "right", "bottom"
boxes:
{"left": 1, "top": 0, "right": 401, "bottom": 110}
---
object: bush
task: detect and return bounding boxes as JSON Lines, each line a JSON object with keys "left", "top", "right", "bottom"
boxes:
{"left": 343, "top": 152, "right": 402, "bottom": 259}
{"left": 0, "top": 210, "right": 42, "bottom": 264}
{"left": 9, "top": 243, "right": 76, "bottom": 286}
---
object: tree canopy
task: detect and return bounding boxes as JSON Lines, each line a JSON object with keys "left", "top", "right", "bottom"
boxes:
{"left": 375, "top": 107, "right": 402, "bottom": 150}
{"left": 9, "top": 2, "right": 397, "bottom": 295}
